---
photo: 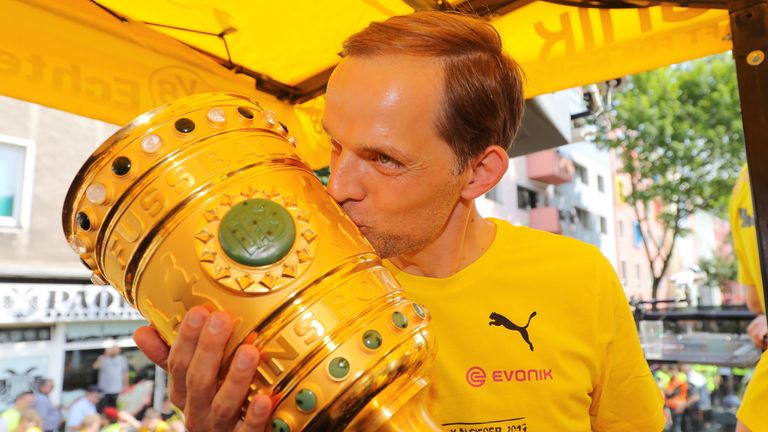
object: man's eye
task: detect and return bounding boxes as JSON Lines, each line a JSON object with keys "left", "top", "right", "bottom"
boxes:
{"left": 376, "top": 153, "right": 399, "bottom": 166}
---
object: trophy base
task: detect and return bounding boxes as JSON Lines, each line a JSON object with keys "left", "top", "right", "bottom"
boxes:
{"left": 347, "top": 377, "right": 441, "bottom": 432}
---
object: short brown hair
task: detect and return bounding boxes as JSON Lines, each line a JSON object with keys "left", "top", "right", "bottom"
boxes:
{"left": 342, "top": 11, "right": 525, "bottom": 170}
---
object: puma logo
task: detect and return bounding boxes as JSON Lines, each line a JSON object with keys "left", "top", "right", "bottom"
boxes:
{"left": 489, "top": 311, "right": 537, "bottom": 351}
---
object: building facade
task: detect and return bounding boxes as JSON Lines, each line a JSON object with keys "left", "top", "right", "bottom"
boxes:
{"left": 0, "top": 95, "right": 153, "bottom": 411}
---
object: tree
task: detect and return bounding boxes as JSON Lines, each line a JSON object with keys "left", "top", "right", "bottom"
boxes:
{"left": 698, "top": 253, "right": 737, "bottom": 293}
{"left": 597, "top": 54, "right": 745, "bottom": 300}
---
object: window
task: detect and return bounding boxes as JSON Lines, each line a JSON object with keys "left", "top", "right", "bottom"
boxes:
{"left": 575, "top": 207, "right": 591, "bottom": 230}
{"left": 618, "top": 220, "right": 624, "bottom": 238}
{"left": 516, "top": 186, "right": 539, "bottom": 210}
{"left": 597, "top": 174, "right": 605, "bottom": 192}
{"left": 599, "top": 216, "right": 607, "bottom": 234}
{"left": 635, "top": 263, "right": 642, "bottom": 288}
{"left": 574, "top": 163, "right": 588, "bottom": 185}
{"left": 632, "top": 220, "right": 643, "bottom": 248}
{"left": 0, "top": 136, "right": 35, "bottom": 229}
{"left": 620, "top": 260, "right": 628, "bottom": 286}
{"left": 616, "top": 179, "right": 626, "bottom": 203}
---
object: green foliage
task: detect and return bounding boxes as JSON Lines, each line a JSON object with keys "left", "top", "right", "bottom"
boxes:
{"left": 698, "top": 253, "right": 737, "bottom": 291}
{"left": 601, "top": 53, "right": 745, "bottom": 218}
{"left": 596, "top": 54, "right": 746, "bottom": 298}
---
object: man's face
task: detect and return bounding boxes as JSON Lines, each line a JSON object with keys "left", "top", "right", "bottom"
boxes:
{"left": 323, "top": 55, "right": 468, "bottom": 259}
{"left": 17, "top": 393, "right": 34, "bottom": 409}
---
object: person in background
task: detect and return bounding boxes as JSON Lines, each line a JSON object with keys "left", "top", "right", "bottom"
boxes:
{"left": 78, "top": 414, "right": 101, "bottom": 432}
{"left": 665, "top": 366, "right": 688, "bottom": 432}
{"left": 730, "top": 165, "right": 767, "bottom": 432}
{"left": 118, "top": 409, "right": 169, "bottom": 432}
{"left": 99, "top": 408, "right": 122, "bottom": 432}
{"left": 0, "top": 391, "right": 35, "bottom": 432}
{"left": 684, "top": 366, "right": 711, "bottom": 431}
{"left": 31, "top": 379, "right": 59, "bottom": 432}
{"left": 93, "top": 342, "right": 129, "bottom": 412}
{"left": 65, "top": 386, "right": 101, "bottom": 432}
{"left": 15, "top": 409, "right": 42, "bottom": 432}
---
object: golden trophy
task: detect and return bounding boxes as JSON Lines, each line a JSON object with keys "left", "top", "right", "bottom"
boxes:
{"left": 62, "top": 93, "right": 439, "bottom": 431}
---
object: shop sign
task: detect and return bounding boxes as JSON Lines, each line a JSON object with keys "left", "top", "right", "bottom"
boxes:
{"left": 0, "top": 283, "right": 142, "bottom": 324}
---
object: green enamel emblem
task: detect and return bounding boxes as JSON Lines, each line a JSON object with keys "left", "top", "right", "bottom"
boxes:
{"left": 271, "top": 418, "right": 290, "bottom": 432}
{"left": 412, "top": 303, "right": 426, "bottom": 319}
{"left": 295, "top": 389, "right": 317, "bottom": 412}
{"left": 391, "top": 311, "right": 408, "bottom": 329}
{"left": 329, "top": 357, "right": 350, "bottom": 379}
{"left": 363, "top": 330, "right": 382, "bottom": 350}
{"left": 219, "top": 199, "right": 295, "bottom": 267}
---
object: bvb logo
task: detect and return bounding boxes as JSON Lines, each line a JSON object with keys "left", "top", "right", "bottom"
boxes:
{"left": 466, "top": 366, "right": 487, "bottom": 388}
{"left": 149, "top": 66, "right": 211, "bottom": 105}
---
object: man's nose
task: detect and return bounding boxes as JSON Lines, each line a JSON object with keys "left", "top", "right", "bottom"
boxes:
{"left": 327, "top": 152, "right": 365, "bottom": 203}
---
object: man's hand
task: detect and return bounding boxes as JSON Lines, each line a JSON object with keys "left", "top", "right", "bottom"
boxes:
{"left": 134, "top": 306, "right": 273, "bottom": 431}
{"left": 746, "top": 314, "right": 767, "bottom": 350}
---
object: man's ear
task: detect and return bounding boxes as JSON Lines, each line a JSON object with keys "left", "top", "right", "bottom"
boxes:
{"left": 460, "top": 145, "right": 509, "bottom": 200}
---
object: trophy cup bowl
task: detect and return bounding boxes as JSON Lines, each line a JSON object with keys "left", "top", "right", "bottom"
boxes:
{"left": 62, "top": 93, "right": 439, "bottom": 431}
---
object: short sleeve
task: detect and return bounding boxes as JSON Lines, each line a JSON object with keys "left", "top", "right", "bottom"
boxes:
{"left": 589, "top": 255, "right": 665, "bottom": 432}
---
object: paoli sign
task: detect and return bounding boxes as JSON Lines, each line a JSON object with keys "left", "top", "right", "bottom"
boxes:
{"left": 0, "top": 283, "right": 142, "bottom": 324}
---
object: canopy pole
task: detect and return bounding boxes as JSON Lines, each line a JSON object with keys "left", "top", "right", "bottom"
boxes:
{"left": 729, "top": 0, "right": 768, "bottom": 323}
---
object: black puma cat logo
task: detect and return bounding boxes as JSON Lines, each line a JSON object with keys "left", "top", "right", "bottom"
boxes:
{"left": 489, "top": 311, "right": 537, "bottom": 351}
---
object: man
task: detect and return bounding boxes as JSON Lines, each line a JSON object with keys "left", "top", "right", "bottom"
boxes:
{"left": 64, "top": 385, "right": 101, "bottom": 431}
{"left": 730, "top": 165, "right": 767, "bottom": 432}
{"left": 31, "top": 379, "right": 60, "bottom": 432}
{"left": 134, "top": 11, "right": 665, "bottom": 431}
{"left": 92, "top": 341, "right": 129, "bottom": 411}
{"left": 0, "top": 391, "right": 34, "bottom": 432}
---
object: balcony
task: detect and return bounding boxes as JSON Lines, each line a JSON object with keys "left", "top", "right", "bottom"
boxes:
{"left": 529, "top": 207, "right": 562, "bottom": 234}
{"left": 526, "top": 150, "right": 575, "bottom": 185}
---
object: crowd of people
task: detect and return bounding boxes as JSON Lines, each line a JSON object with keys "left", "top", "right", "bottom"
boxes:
{"left": 0, "top": 386, "right": 184, "bottom": 432}
{"left": 654, "top": 363, "right": 756, "bottom": 432}
{"left": 0, "top": 344, "right": 183, "bottom": 432}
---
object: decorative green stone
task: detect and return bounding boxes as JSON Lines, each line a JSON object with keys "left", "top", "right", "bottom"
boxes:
{"left": 328, "top": 357, "right": 350, "bottom": 379}
{"left": 391, "top": 311, "right": 408, "bottom": 329}
{"left": 295, "top": 389, "right": 317, "bottom": 412}
{"left": 219, "top": 199, "right": 296, "bottom": 267}
{"left": 412, "top": 303, "right": 426, "bottom": 319}
{"left": 175, "top": 117, "right": 195, "bottom": 133}
{"left": 111, "top": 156, "right": 131, "bottom": 176}
{"left": 76, "top": 212, "right": 91, "bottom": 231}
{"left": 362, "top": 330, "right": 382, "bottom": 350}
{"left": 237, "top": 106, "right": 254, "bottom": 119}
{"left": 271, "top": 418, "right": 290, "bottom": 432}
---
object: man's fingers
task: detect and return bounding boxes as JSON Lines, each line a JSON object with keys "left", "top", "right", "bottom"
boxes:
{"left": 235, "top": 394, "right": 272, "bottom": 432}
{"left": 133, "top": 326, "right": 170, "bottom": 370}
{"left": 747, "top": 315, "right": 768, "bottom": 349}
{"left": 168, "top": 306, "right": 210, "bottom": 410}
{"left": 184, "top": 311, "right": 233, "bottom": 429}
{"left": 211, "top": 345, "right": 261, "bottom": 431}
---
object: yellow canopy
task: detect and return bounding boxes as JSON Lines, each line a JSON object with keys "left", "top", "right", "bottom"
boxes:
{"left": 1, "top": 1, "right": 732, "bottom": 167}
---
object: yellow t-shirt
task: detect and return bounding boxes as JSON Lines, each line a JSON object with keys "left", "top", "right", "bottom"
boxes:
{"left": 731, "top": 165, "right": 767, "bottom": 430}
{"left": 385, "top": 219, "right": 665, "bottom": 432}
{"left": 728, "top": 165, "right": 765, "bottom": 310}
{"left": 739, "top": 350, "right": 768, "bottom": 431}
